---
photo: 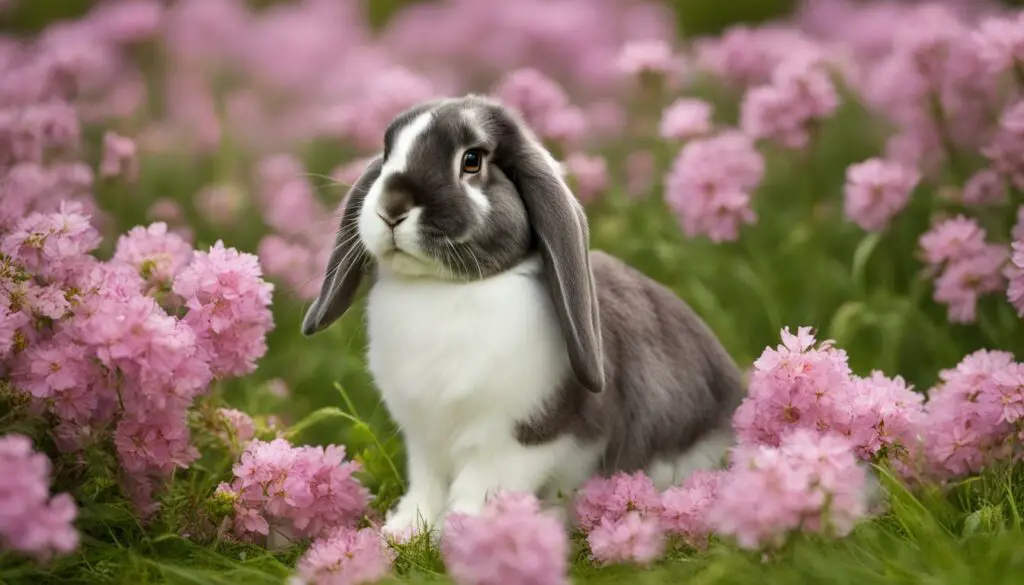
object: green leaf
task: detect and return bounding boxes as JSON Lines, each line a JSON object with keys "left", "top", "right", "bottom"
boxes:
{"left": 828, "top": 301, "right": 867, "bottom": 343}
{"left": 852, "top": 232, "right": 883, "bottom": 291}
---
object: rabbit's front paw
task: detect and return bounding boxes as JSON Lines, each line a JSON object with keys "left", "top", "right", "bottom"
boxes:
{"left": 382, "top": 494, "right": 440, "bottom": 542}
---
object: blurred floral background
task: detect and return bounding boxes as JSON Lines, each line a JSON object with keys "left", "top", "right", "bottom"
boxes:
{"left": 2, "top": 0, "right": 1024, "bottom": 583}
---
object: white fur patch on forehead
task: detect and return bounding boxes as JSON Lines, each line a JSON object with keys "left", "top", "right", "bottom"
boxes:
{"left": 460, "top": 107, "right": 488, "bottom": 139}
{"left": 383, "top": 110, "right": 435, "bottom": 174}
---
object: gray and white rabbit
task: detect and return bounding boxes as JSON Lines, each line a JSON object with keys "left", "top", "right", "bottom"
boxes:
{"left": 302, "top": 95, "right": 746, "bottom": 537}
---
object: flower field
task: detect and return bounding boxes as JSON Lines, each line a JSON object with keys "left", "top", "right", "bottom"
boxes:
{"left": 2, "top": 0, "right": 1024, "bottom": 584}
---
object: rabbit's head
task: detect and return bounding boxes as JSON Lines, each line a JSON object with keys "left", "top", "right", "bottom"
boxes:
{"left": 302, "top": 95, "right": 605, "bottom": 393}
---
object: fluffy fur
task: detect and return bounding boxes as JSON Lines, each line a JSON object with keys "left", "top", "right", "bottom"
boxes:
{"left": 301, "top": 95, "right": 746, "bottom": 537}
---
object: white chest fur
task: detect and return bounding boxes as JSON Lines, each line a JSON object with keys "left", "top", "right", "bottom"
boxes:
{"left": 367, "top": 257, "right": 566, "bottom": 469}
{"left": 367, "top": 257, "right": 602, "bottom": 534}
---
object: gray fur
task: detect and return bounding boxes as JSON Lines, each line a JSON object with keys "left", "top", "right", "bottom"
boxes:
{"left": 516, "top": 252, "right": 745, "bottom": 475}
{"left": 301, "top": 155, "right": 382, "bottom": 336}
{"left": 303, "top": 95, "right": 746, "bottom": 476}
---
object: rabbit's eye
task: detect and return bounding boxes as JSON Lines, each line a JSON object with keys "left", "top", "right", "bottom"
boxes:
{"left": 461, "top": 149, "right": 484, "bottom": 174}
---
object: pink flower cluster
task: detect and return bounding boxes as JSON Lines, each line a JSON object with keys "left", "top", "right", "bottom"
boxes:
{"left": 740, "top": 54, "right": 839, "bottom": 149}
{"left": 843, "top": 158, "right": 921, "bottom": 232}
{"left": 919, "top": 349, "right": 1024, "bottom": 479}
{"left": 1007, "top": 240, "right": 1024, "bottom": 316}
{"left": 492, "top": 68, "right": 588, "bottom": 149}
{"left": 918, "top": 216, "right": 1009, "bottom": 324}
{"left": 292, "top": 527, "right": 396, "bottom": 585}
{"left": 574, "top": 471, "right": 666, "bottom": 566}
{"left": 694, "top": 24, "right": 825, "bottom": 89}
{"left": 982, "top": 100, "right": 1024, "bottom": 192}
{"left": 664, "top": 130, "right": 765, "bottom": 242}
{"left": 0, "top": 434, "right": 78, "bottom": 561}
{"left": 710, "top": 430, "right": 869, "bottom": 549}
{"left": 615, "top": 40, "right": 682, "bottom": 83}
{"left": 174, "top": 241, "right": 275, "bottom": 378}
{"left": 733, "top": 326, "right": 923, "bottom": 461}
{"left": 570, "top": 469, "right": 729, "bottom": 564}
{"left": 442, "top": 491, "right": 569, "bottom": 585}
{"left": 216, "top": 408, "right": 257, "bottom": 445}
{"left": 3, "top": 207, "right": 274, "bottom": 511}
{"left": 217, "top": 438, "right": 370, "bottom": 544}
{"left": 659, "top": 98, "right": 714, "bottom": 141}
{"left": 855, "top": 3, "right": 1003, "bottom": 169}
{"left": 253, "top": 154, "right": 347, "bottom": 301}
{"left": 571, "top": 439, "right": 869, "bottom": 558}
{"left": 561, "top": 321, "right": 1024, "bottom": 557}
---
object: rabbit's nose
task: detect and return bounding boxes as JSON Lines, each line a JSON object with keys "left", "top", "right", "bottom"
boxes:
{"left": 378, "top": 184, "right": 414, "bottom": 228}
{"left": 377, "top": 210, "right": 409, "bottom": 228}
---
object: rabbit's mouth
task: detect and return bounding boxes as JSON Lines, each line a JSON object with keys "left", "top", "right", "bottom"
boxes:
{"left": 376, "top": 245, "right": 453, "bottom": 279}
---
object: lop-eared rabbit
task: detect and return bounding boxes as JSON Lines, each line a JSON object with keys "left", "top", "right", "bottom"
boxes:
{"left": 302, "top": 95, "right": 745, "bottom": 537}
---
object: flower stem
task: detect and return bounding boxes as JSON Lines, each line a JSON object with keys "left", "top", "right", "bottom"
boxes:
{"left": 927, "top": 93, "right": 966, "bottom": 184}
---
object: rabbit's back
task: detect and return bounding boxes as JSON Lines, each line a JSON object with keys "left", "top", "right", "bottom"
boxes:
{"left": 516, "top": 250, "right": 745, "bottom": 486}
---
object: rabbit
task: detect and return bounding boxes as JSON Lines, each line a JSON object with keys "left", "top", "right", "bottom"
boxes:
{"left": 301, "top": 94, "right": 746, "bottom": 538}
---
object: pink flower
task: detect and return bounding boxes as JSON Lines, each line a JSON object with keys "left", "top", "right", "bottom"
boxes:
{"left": 573, "top": 470, "right": 662, "bottom": 532}
{"left": 740, "top": 55, "right": 839, "bottom": 149}
{"left": 172, "top": 241, "right": 275, "bottom": 378}
{"left": 293, "top": 527, "right": 396, "bottom": 585}
{"left": 330, "top": 157, "right": 376, "bottom": 189}
{"left": 1, "top": 202, "right": 102, "bottom": 283}
{"left": 843, "top": 158, "right": 920, "bottom": 232}
{"left": 1013, "top": 206, "right": 1024, "bottom": 242}
{"left": 615, "top": 40, "right": 680, "bottom": 80}
{"left": 659, "top": 98, "right": 713, "bottom": 141}
{"left": 257, "top": 235, "right": 320, "bottom": 300}
{"left": 0, "top": 434, "right": 79, "bottom": 560}
{"left": 991, "top": 363, "right": 1024, "bottom": 425}
{"left": 88, "top": 0, "right": 164, "bottom": 44}
{"left": 711, "top": 430, "right": 869, "bottom": 550}
{"left": 339, "top": 67, "right": 438, "bottom": 151}
{"left": 586, "top": 511, "right": 665, "bottom": 566}
{"left": 982, "top": 100, "right": 1024, "bottom": 190}
{"left": 933, "top": 244, "right": 1008, "bottom": 323}
{"left": 1007, "top": 240, "right": 1024, "bottom": 316}
{"left": 255, "top": 155, "right": 326, "bottom": 239}
{"left": 25, "top": 282, "right": 70, "bottom": 319}
{"left": 972, "top": 12, "right": 1024, "bottom": 76}
{"left": 625, "top": 151, "right": 655, "bottom": 199}
{"left": 564, "top": 153, "right": 608, "bottom": 204}
{"left": 195, "top": 184, "right": 246, "bottom": 228}
{"left": 113, "top": 222, "right": 194, "bottom": 287}
{"left": 919, "top": 215, "right": 987, "bottom": 267}
{"left": 694, "top": 24, "right": 823, "bottom": 88}
{"left": 664, "top": 130, "right": 764, "bottom": 243}
{"left": 539, "top": 106, "right": 588, "bottom": 148}
{"left": 492, "top": 68, "right": 569, "bottom": 131}
{"left": 441, "top": 491, "right": 569, "bottom": 585}
{"left": 12, "top": 336, "right": 90, "bottom": 400}
{"left": 99, "top": 131, "right": 139, "bottom": 181}
{"left": 921, "top": 349, "right": 1020, "bottom": 479}
{"left": 841, "top": 371, "right": 924, "bottom": 460}
{"left": 0, "top": 309, "right": 30, "bottom": 359}
{"left": 225, "top": 438, "right": 369, "bottom": 542}
{"left": 265, "top": 378, "right": 290, "bottom": 398}
{"left": 962, "top": 169, "right": 1006, "bottom": 206}
{"left": 659, "top": 470, "right": 726, "bottom": 548}
{"left": 217, "top": 408, "right": 256, "bottom": 444}
{"left": 732, "top": 326, "right": 854, "bottom": 448}
{"left": 146, "top": 198, "right": 184, "bottom": 224}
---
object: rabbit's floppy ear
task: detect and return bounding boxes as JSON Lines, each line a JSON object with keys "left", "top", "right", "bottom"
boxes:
{"left": 301, "top": 156, "right": 384, "bottom": 336}
{"left": 494, "top": 120, "right": 605, "bottom": 394}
